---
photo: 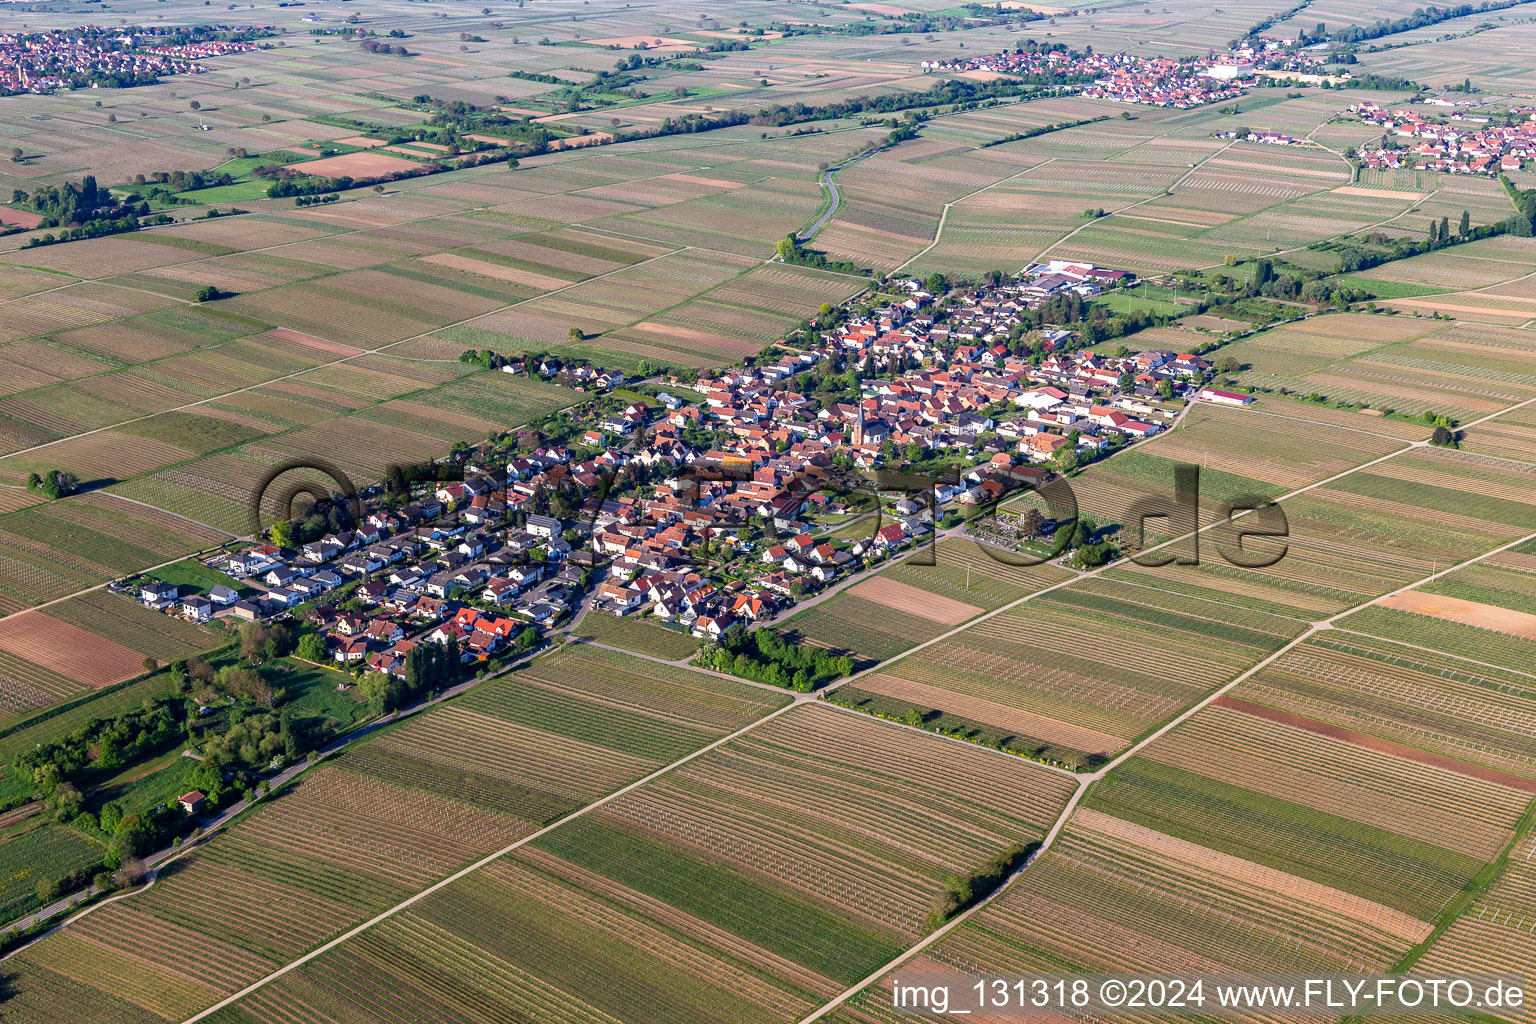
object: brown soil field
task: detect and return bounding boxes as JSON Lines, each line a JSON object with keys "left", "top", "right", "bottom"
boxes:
{"left": 661, "top": 173, "right": 745, "bottom": 189}
{"left": 264, "top": 328, "right": 362, "bottom": 357}
{"left": 1075, "top": 809, "right": 1433, "bottom": 943}
{"left": 0, "top": 612, "right": 146, "bottom": 689}
{"left": 625, "top": 321, "right": 761, "bottom": 357}
{"left": 1214, "top": 696, "right": 1536, "bottom": 792}
{"left": 0, "top": 206, "right": 43, "bottom": 230}
{"left": 1377, "top": 590, "right": 1536, "bottom": 640}
{"left": 848, "top": 576, "right": 982, "bottom": 626}
{"left": 861, "top": 672, "right": 1124, "bottom": 754}
{"left": 283, "top": 152, "right": 421, "bottom": 177}
{"left": 584, "top": 35, "right": 697, "bottom": 50}
{"left": 1332, "top": 185, "right": 1429, "bottom": 201}
{"left": 1385, "top": 297, "right": 1536, "bottom": 320}
{"left": 334, "top": 137, "right": 385, "bottom": 148}
{"left": 418, "top": 253, "right": 571, "bottom": 291}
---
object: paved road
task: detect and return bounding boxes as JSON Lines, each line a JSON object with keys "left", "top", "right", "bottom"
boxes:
{"left": 797, "top": 146, "right": 881, "bottom": 242}
{"left": 800, "top": 167, "right": 845, "bottom": 241}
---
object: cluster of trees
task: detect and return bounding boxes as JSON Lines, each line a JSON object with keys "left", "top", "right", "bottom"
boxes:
{"left": 12, "top": 174, "right": 171, "bottom": 248}
{"left": 25, "top": 468, "right": 79, "bottom": 499}
{"left": 750, "top": 77, "right": 1037, "bottom": 129}
{"left": 775, "top": 235, "right": 871, "bottom": 277}
{"left": 130, "top": 168, "right": 234, "bottom": 193}
{"left": 238, "top": 621, "right": 298, "bottom": 664}
{"left": 293, "top": 193, "right": 340, "bottom": 207}
{"left": 17, "top": 698, "right": 182, "bottom": 788}
{"left": 359, "top": 38, "right": 409, "bottom": 55}
{"left": 356, "top": 641, "right": 462, "bottom": 715}
{"left": 13, "top": 176, "right": 107, "bottom": 223}
{"left": 1501, "top": 175, "right": 1536, "bottom": 237}
{"left": 1322, "top": 207, "right": 1511, "bottom": 272}
{"left": 698, "top": 626, "right": 854, "bottom": 692}
{"left": 265, "top": 492, "right": 356, "bottom": 549}
{"left": 384, "top": 458, "right": 463, "bottom": 499}
{"left": 927, "top": 841, "right": 1034, "bottom": 928}
{"left": 1063, "top": 514, "right": 1115, "bottom": 567}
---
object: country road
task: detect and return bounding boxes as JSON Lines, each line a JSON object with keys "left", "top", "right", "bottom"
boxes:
{"left": 799, "top": 165, "right": 845, "bottom": 241}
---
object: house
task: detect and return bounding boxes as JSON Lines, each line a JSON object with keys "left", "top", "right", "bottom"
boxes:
{"left": 263, "top": 565, "right": 299, "bottom": 588}
{"left": 596, "top": 582, "right": 643, "bottom": 613}
{"left": 231, "top": 600, "right": 264, "bottom": 621}
{"left": 526, "top": 514, "right": 563, "bottom": 539}
{"left": 208, "top": 584, "right": 239, "bottom": 607}
{"left": 333, "top": 637, "right": 369, "bottom": 664}
{"left": 181, "top": 595, "right": 213, "bottom": 622}
{"left": 264, "top": 586, "right": 302, "bottom": 609}
{"left": 228, "top": 547, "right": 281, "bottom": 576}
{"left": 1194, "top": 387, "right": 1253, "bottom": 406}
{"left": 140, "top": 582, "right": 178, "bottom": 609}
{"left": 177, "top": 791, "right": 206, "bottom": 815}
{"left": 357, "top": 580, "right": 392, "bottom": 605}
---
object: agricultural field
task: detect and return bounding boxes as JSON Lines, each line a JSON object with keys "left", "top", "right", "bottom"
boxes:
{"left": 0, "top": 646, "right": 787, "bottom": 1024}
{"left": 572, "top": 614, "right": 699, "bottom": 660}
{"left": 0, "top": 821, "right": 104, "bottom": 925}
{"left": 1234, "top": 630, "right": 1536, "bottom": 781}
{"left": 1, "top": 0, "right": 1536, "bottom": 1017}
{"left": 198, "top": 705, "right": 1076, "bottom": 1024}
{"left": 833, "top": 575, "right": 1308, "bottom": 769}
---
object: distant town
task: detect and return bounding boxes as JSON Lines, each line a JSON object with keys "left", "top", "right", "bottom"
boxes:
{"left": 0, "top": 26, "right": 262, "bottom": 95}
{"left": 925, "top": 41, "right": 1340, "bottom": 108}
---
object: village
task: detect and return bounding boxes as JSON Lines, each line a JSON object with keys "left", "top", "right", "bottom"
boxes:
{"left": 0, "top": 27, "right": 260, "bottom": 95}
{"left": 115, "top": 259, "right": 1231, "bottom": 689}
{"left": 923, "top": 42, "right": 1338, "bottom": 108}
{"left": 1352, "top": 99, "right": 1534, "bottom": 174}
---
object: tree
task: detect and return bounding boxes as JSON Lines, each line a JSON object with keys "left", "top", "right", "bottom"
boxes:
{"left": 267, "top": 520, "right": 294, "bottom": 548}
{"left": 194, "top": 285, "right": 222, "bottom": 302}
{"left": 140, "top": 656, "right": 158, "bottom": 675}
{"left": 1051, "top": 445, "right": 1079, "bottom": 474}
{"left": 358, "top": 670, "right": 404, "bottom": 715}
{"left": 1459, "top": 209, "right": 1470, "bottom": 238}
{"left": 1439, "top": 216, "right": 1450, "bottom": 244}
{"left": 901, "top": 707, "right": 923, "bottom": 727}
{"left": 924, "top": 271, "right": 948, "bottom": 295}
{"left": 1021, "top": 507, "right": 1044, "bottom": 539}
{"left": 279, "top": 707, "right": 300, "bottom": 759}
{"left": 1431, "top": 424, "right": 1456, "bottom": 447}
{"left": 189, "top": 100, "right": 201, "bottom": 111}
{"left": 1427, "top": 219, "right": 1439, "bottom": 246}
{"left": 112, "top": 858, "right": 146, "bottom": 889}
{"left": 1117, "top": 369, "right": 1135, "bottom": 393}
{"left": 295, "top": 633, "right": 327, "bottom": 664}
{"left": 567, "top": 326, "right": 584, "bottom": 341}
